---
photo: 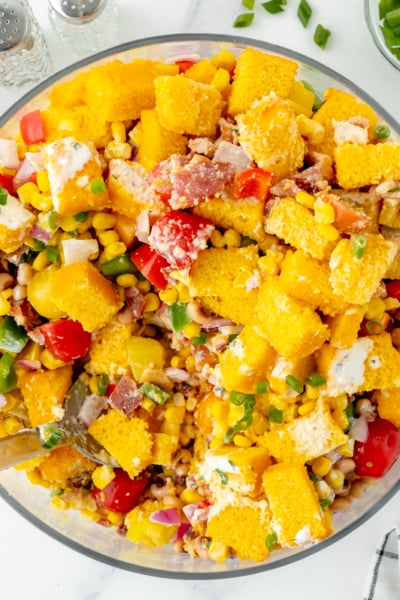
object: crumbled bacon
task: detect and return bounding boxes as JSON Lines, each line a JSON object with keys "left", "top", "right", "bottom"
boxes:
{"left": 9, "top": 298, "right": 42, "bottom": 330}
{"left": 124, "top": 286, "right": 146, "bottom": 322}
{"left": 109, "top": 376, "right": 143, "bottom": 417}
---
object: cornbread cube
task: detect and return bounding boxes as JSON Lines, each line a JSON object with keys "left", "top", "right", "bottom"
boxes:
{"left": 183, "top": 59, "right": 217, "bottom": 83}
{"left": 219, "top": 323, "right": 277, "bottom": 394}
{"left": 329, "top": 234, "right": 397, "bottom": 304}
{"left": 136, "top": 109, "right": 187, "bottom": 171}
{"left": 259, "top": 399, "right": 347, "bottom": 464}
{"left": 151, "top": 432, "right": 179, "bottom": 467}
{"left": 38, "top": 446, "right": 95, "bottom": 483}
{"left": 265, "top": 197, "right": 336, "bottom": 260}
{"left": 18, "top": 365, "right": 73, "bottom": 427}
{"left": 316, "top": 333, "right": 400, "bottom": 396}
{"left": 154, "top": 75, "right": 222, "bottom": 136}
{"left": 107, "top": 159, "right": 166, "bottom": 220}
{"left": 88, "top": 409, "right": 153, "bottom": 478}
{"left": 228, "top": 48, "right": 298, "bottom": 116}
{"left": 334, "top": 142, "right": 400, "bottom": 189}
{"left": 49, "top": 261, "right": 122, "bottom": 332}
{"left": 126, "top": 499, "right": 177, "bottom": 546}
{"left": 201, "top": 446, "right": 272, "bottom": 496}
{"left": 268, "top": 355, "right": 315, "bottom": 395}
{"left": 374, "top": 388, "right": 400, "bottom": 427}
{"left": 0, "top": 194, "right": 35, "bottom": 253}
{"left": 82, "top": 59, "right": 179, "bottom": 121}
{"left": 311, "top": 87, "right": 378, "bottom": 157}
{"left": 44, "top": 137, "right": 109, "bottom": 215}
{"left": 253, "top": 277, "right": 329, "bottom": 359}
{"left": 48, "top": 71, "right": 88, "bottom": 108}
{"left": 262, "top": 463, "right": 329, "bottom": 547}
{"left": 42, "top": 104, "right": 112, "bottom": 149}
{"left": 237, "top": 93, "right": 305, "bottom": 181}
{"left": 87, "top": 319, "right": 138, "bottom": 378}
{"left": 326, "top": 305, "right": 366, "bottom": 349}
{"left": 206, "top": 496, "right": 273, "bottom": 562}
{"left": 279, "top": 250, "right": 350, "bottom": 316}
{"left": 189, "top": 246, "right": 259, "bottom": 326}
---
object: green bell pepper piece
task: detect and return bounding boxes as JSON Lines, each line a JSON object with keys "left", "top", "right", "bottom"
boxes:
{"left": 0, "top": 316, "right": 29, "bottom": 353}
{"left": 0, "top": 352, "right": 17, "bottom": 393}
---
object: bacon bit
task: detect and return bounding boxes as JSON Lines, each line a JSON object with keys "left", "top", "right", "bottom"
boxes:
{"left": 109, "top": 376, "right": 143, "bottom": 417}
{"left": 321, "top": 192, "right": 372, "bottom": 233}
{"left": 9, "top": 298, "right": 42, "bottom": 330}
{"left": 124, "top": 286, "right": 146, "bottom": 322}
{"left": 294, "top": 152, "right": 333, "bottom": 193}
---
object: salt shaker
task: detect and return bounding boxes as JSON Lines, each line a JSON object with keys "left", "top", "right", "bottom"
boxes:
{"left": 48, "top": 0, "right": 119, "bottom": 59}
{"left": 0, "top": 0, "right": 53, "bottom": 87}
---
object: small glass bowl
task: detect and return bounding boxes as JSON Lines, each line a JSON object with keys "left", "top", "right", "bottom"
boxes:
{"left": 365, "top": 0, "right": 400, "bottom": 71}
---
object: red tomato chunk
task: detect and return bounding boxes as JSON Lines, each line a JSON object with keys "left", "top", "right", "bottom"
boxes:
{"left": 92, "top": 469, "right": 148, "bottom": 513}
{"left": 130, "top": 243, "right": 169, "bottom": 290}
{"left": 353, "top": 418, "right": 400, "bottom": 478}
{"left": 233, "top": 167, "right": 273, "bottom": 202}
{"left": 19, "top": 110, "right": 46, "bottom": 145}
{"left": 39, "top": 319, "right": 92, "bottom": 362}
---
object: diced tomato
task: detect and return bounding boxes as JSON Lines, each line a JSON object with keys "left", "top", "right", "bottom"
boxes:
{"left": 130, "top": 243, "right": 169, "bottom": 290}
{"left": 92, "top": 469, "right": 148, "bottom": 513}
{"left": 39, "top": 319, "right": 92, "bottom": 362}
{"left": 0, "top": 173, "right": 14, "bottom": 195}
{"left": 233, "top": 167, "right": 273, "bottom": 202}
{"left": 148, "top": 211, "right": 214, "bottom": 270}
{"left": 175, "top": 59, "right": 197, "bottom": 73}
{"left": 353, "top": 418, "right": 400, "bottom": 478}
{"left": 19, "top": 110, "right": 45, "bottom": 145}
{"left": 386, "top": 280, "right": 400, "bottom": 302}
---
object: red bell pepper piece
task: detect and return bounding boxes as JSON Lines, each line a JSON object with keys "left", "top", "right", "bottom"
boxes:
{"left": 175, "top": 59, "right": 197, "bottom": 73}
{"left": 385, "top": 280, "right": 400, "bottom": 302}
{"left": 353, "top": 418, "right": 400, "bottom": 478}
{"left": 92, "top": 469, "right": 148, "bottom": 513}
{"left": 233, "top": 167, "right": 273, "bottom": 202}
{"left": 19, "top": 110, "right": 46, "bottom": 145}
{"left": 39, "top": 319, "right": 92, "bottom": 362}
{"left": 130, "top": 243, "right": 169, "bottom": 290}
{"left": 0, "top": 173, "right": 15, "bottom": 195}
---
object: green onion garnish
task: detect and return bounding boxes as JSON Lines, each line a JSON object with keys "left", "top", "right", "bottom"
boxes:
{"left": 242, "top": 0, "right": 255, "bottom": 9}
{"left": 139, "top": 382, "right": 170, "bottom": 405}
{"left": 45, "top": 245, "right": 59, "bottom": 264}
{"left": 262, "top": 0, "right": 287, "bottom": 14}
{"left": 313, "top": 24, "right": 331, "bottom": 49}
{"left": 353, "top": 234, "right": 367, "bottom": 259}
{"left": 256, "top": 380, "right": 269, "bottom": 394}
{"left": 192, "top": 332, "right": 207, "bottom": 346}
{"left": 233, "top": 12, "right": 254, "bottom": 27}
{"left": 41, "top": 424, "right": 64, "bottom": 449}
{"left": 224, "top": 396, "right": 256, "bottom": 442}
{"left": 375, "top": 124, "right": 391, "bottom": 140}
{"left": 74, "top": 211, "right": 89, "bottom": 223}
{"left": 285, "top": 374, "right": 304, "bottom": 394}
{"left": 268, "top": 406, "right": 284, "bottom": 424}
{"left": 215, "top": 469, "right": 228, "bottom": 485}
{"left": 305, "top": 373, "right": 326, "bottom": 388}
{"left": 319, "top": 498, "right": 332, "bottom": 511}
{"left": 297, "top": 0, "right": 312, "bottom": 27}
{"left": 0, "top": 186, "right": 8, "bottom": 205}
{"left": 229, "top": 390, "right": 255, "bottom": 406}
{"left": 97, "top": 373, "right": 110, "bottom": 395}
{"left": 265, "top": 532, "right": 278, "bottom": 551}
{"left": 365, "top": 319, "right": 385, "bottom": 335}
{"left": 240, "top": 235, "right": 257, "bottom": 247}
{"left": 90, "top": 177, "right": 107, "bottom": 195}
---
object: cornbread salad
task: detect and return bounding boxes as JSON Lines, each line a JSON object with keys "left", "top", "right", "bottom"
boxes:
{"left": 1, "top": 46, "right": 400, "bottom": 563}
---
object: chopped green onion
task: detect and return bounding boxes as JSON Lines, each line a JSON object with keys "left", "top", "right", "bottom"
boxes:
{"left": 379, "top": 0, "right": 400, "bottom": 21}
{"left": 375, "top": 124, "right": 391, "bottom": 140}
{"left": 215, "top": 469, "right": 228, "bottom": 485}
{"left": 41, "top": 424, "right": 64, "bottom": 449}
{"left": 262, "top": 0, "right": 287, "bottom": 14}
{"left": 99, "top": 254, "right": 135, "bottom": 277}
{"left": 385, "top": 6, "right": 400, "bottom": 33}
{"left": 268, "top": 406, "right": 284, "bottom": 424}
{"left": 97, "top": 373, "right": 110, "bottom": 395}
{"left": 353, "top": 234, "right": 367, "bottom": 259}
{"left": 169, "top": 302, "right": 192, "bottom": 332}
{"left": 74, "top": 211, "right": 89, "bottom": 223}
{"left": 313, "top": 24, "right": 331, "bottom": 49}
{"left": 265, "top": 532, "right": 278, "bottom": 551}
{"left": 224, "top": 396, "right": 256, "bottom": 442}
{"left": 90, "top": 177, "right": 107, "bottom": 195}
{"left": 344, "top": 401, "right": 355, "bottom": 433}
{"left": 308, "top": 470, "right": 319, "bottom": 483}
{"left": 390, "top": 185, "right": 400, "bottom": 193}
{"left": 48, "top": 211, "right": 59, "bottom": 230}
{"left": 228, "top": 333, "right": 239, "bottom": 344}
{"left": 240, "top": 235, "right": 257, "bottom": 247}
{"left": 233, "top": 12, "right": 254, "bottom": 27}
{"left": 45, "top": 245, "right": 59, "bottom": 264}
{"left": 139, "top": 382, "right": 170, "bottom": 405}
{"left": 242, "top": 0, "right": 255, "bottom": 9}
{"left": 229, "top": 390, "right": 255, "bottom": 406}
{"left": 297, "top": 0, "right": 312, "bottom": 27}
{"left": 256, "top": 380, "right": 269, "bottom": 394}
{"left": 31, "top": 239, "right": 46, "bottom": 252}
{"left": 192, "top": 332, "right": 207, "bottom": 346}
{"left": 305, "top": 373, "right": 326, "bottom": 388}
{"left": 319, "top": 498, "right": 332, "bottom": 511}
{"left": 285, "top": 374, "right": 304, "bottom": 394}
{"left": 0, "top": 186, "right": 8, "bottom": 205}
{"left": 365, "top": 319, "right": 385, "bottom": 335}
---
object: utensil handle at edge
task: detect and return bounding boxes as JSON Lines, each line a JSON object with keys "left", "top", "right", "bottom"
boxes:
{"left": 0, "top": 428, "right": 51, "bottom": 470}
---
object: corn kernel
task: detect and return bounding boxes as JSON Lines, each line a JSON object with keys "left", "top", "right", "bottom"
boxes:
{"left": 159, "top": 286, "right": 178, "bottom": 305}
{"left": 325, "top": 468, "right": 345, "bottom": 489}
{"left": 296, "top": 114, "right": 325, "bottom": 145}
{"left": 283, "top": 405, "right": 298, "bottom": 422}
{"left": 305, "top": 384, "right": 320, "bottom": 400}
{"left": 88, "top": 376, "right": 99, "bottom": 395}
{"left": 40, "top": 348, "right": 68, "bottom": 370}
{"left": 80, "top": 509, "right": 101, "bottom": 521}
{"left": 111, "top": 121, "right": 126, "bottom": 143}
{"left": 164, "top": 405, "right": 186, "bottom": 425}
{"left": 315, "top": 479, "right": 332, "bottom": 499}
{"left": 176, "top": 283, "right": 191, "bottom": 303}
{"left": 92, "top": 212, "right": 117, "bottom": 230}
{"left": 1, "top": 288, "right": 12, "bottom": 299}
{"left": 144, "top": 292, "right": 161, "bottom": 313}
{"left": 383, "top": 297, "right": 400, "bottom": 311}
{"left": 268, "top": 393, "right": 288, "bottom": 411}
{"left": 317, "top": 223, "right": 340, "bottom": 241}
{"left": 103, "top": 241, "right": 127, "bottom": 260}
{"left": 107, "top": 511, "right": 123, "bottom": 524}
{"left": 136, "top": 279, "right": 151, "bottom": 293}
{"left": 211, "top": 68, "right": 231, "bottom": 92}
{"left": 92, "top": 465, "right": 116, "bottom": 490}
{"left": 170, "top": 356, "right": 185, "bottom": 368}
{"left": 223, "top": 228, "right": 241, "bottom": 247}
{"left": 4, "top": 416, "right": 21, "bottom": 435}
{"left": 312, "top": 456, "right": 333, "bottom": 477}
{"left": 298, "top": 400, "right": 316, "bottom": 416}
{"left": 185, "top": 355, "right": 195, "bottom": 373}
{"left": 182, "top": 321, "right": 201, "bottom": 338}
{"left": 180, "top": 488, "right": 204, "bottom": 504}
{"left": 365, "top": 296, "right": 386, "bottom": 320}
{"left": 36, "top": 170, "right": 50, "bottom": 193}
{"left": 17, "top": 181, "right": 38, "bottom": 205}
{"left": 332, "top": 408, "right": 348, "bottom": 430}
{"left": 208, "top": 540, "right": 229, "bottom": 562}
{"left": 1, "top": 391, "right": 18, "bottom": 411}
{"left": 0, "top": 295, "right": 10, "bottom": 316}
{"left": 142, "top": 397, "right": 156, "bottom": 413}
{"left": 210, "top": 50, "right": 236, "bottom": 70}
{"left": 98, "top": 230, "right": 120, "bottom": 246}
{"left": 179, "top": 430, "right": 192, "bottom": 447}
{"left": 337, "top": 438, "right": 355, "bottom": 457}
{"left": 314, "top": 198, "right": 335, "bottom": 224}
{"left": 32, "top": 250, "right": 50, "bottom": 271}
{"left": 233, "top": 433, "right": 253, "bottom": 448}
{"left": 116, "top": 273, "right": 138, "bottom": 287}
{"left": 105, "top": 141, "right": 132, "bottom": 160}
{"left": 58, "top": 214, "right": 78, "bottom": 232}
{"left": 210, "top": 229, "right": 225, "bottom": 248}
{"left": 179, "top": 346, "right": 192, "bottom": 359}
{"left": 295, "top": 190, "right": 315, "bottom": 209}
{"left": 31, "top": 192, "right": 53, "bottom": 212}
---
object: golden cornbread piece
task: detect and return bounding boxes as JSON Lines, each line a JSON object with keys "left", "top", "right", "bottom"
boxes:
{"left": 334, "top": 142, "right": 400, "bottom": 189}
{"left": 329, "top": 234, "right": 397, "bottom": 305}
{"left": 82, "top": 59, "right": 179, "bottom": 121}
{"left": 259, "top": 399, "right": 347, "bottom": 464}
{"left": 136, "top": 108, "right": 188, "bottom": 171}
{"left": 42, "top": 104, "right": 112, "bottom": 149}
{"left": 154, "top": 75, "right": 222, "bottom": 136}
{"left": 48, "top": 71, "right": 88, "bottom": 109}
{"left": 326, "top": 306, "right": 366, "bottom": 349}
{"left": 87, "top": 319, "right": 138, "bottom": 378}
{"left": 88, "top": 409, "right": 153, "bottom": 478}
{"left": 219, "top": 323, "right": 277, "bottom": 394}
{"left": 268, "top": 355, "right": 315, "bottom": 395}
{"left": 206, "top": 497, "right": 273, "bottom": 562}
{"left": 265, "top": 197, "right": 336, "bottom": 261}
{"left": 50, "top": 261, "right": 122, "bottom": 333}
{"left": 311, "top": 87, "right": 378, "bottom": 157}
{"left": 38, "top": 446, "right": 95, "bottom": 483}
{"left": 44, "top": 137, "right": 109, "bottom": 215}
{"left": 228, "top": 47, "right": 298, "bottom": 116}
{"left": 0, "top": 195, "right": 35, "bottom": 253}
{"left": 237, "top": 93, "right": 304, "bottom": 181}
{"left": 374, "top": 388, "right": 400, "bottom": 427}
{"left": 107, "top": 159, "right": 166, "bottom": 221}
{"left": 19, "top": 366, "right": 73, "bottom": 427}
{"left": 262, "top": 463, "right": 329, "bottom": 547}
{"left": 253, "top": 277, "right": 329, "bottom": 359}
{"left": 316, "top": 333, "right": 400, "bottom": 396}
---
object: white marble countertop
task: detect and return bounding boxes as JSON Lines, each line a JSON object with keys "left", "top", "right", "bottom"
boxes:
{"left": 0, "top": 1, "right": 399, "bottom": 598}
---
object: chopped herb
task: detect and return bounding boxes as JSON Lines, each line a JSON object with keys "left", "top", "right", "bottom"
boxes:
{"left": 365, "top": 319, "right": 385, "bottom": 335}
{"left": 228, "top": 333, "right": 239, "bottom": 344}
{"left": 169, "top": 302, "right": 192, "bottom": 332}
{"left": 50, "top": 488, "right": 64, "bottom": 498}
{"left": 97, "top": 373, "right": 110, "bottom": 395}
{"left": 31, "top": 239, "right": 46, "bottom": 252}
{"left": 390, "top": 185, "right": 400, "bottom": 193}
{"left": 90, "top": 177, "right": 107, "bottom": 195}
{"left": 229, "top": 390, "right": 255, "bottom": 406}
{"left": 308, "top": 470, "right": 319, "bottom": 483}
{"left": 41, "top": 424, "right": 64, "bottom": 449}
{"left": 268, "top": 405, "right": 284, "bottom": 424}
{"left": 313, "top": 24, "right": 331, "bottom": 49}
{"left": 240, "top": 235, "right": 257, "bottom": 247}
{"left": 375, "top": 124, "right": 391, "bottom": 139}
{"left": 139, "top": 382, "right": 170, "bottom": 405}
{"left": 74, "top": 211, "right": 89, "bottom": 223}
{"left": 233, "top": 12, "right": 254, "bottom": 27}
{"left": 45, "top": 245, "right": 59, "bottom": 264}
{"left": 224, "top": 395, "right": 256, "bottom": 442}
{"left": 215, "top": 469, "right": 228, "bottom": 485}
{"left": 297, "top": 0, "right": 312, "bottom": 27}
{"left": 265, "top": 531, "right": 278, "bottom": 551}
{"left": 305, "top": 373, "right": 326, "bottom": 387}
{"left": 319, "top": 498, "right": 332, "bottom": 511}
{"left": 0, "top": 186, "right": 8, "bottom": 205}
{"left": 242, "top": 0, "right": 255, "bottom": 9}
{"left": 256, "top": 380, "right": 269, "bottom": 394}
{"left": 262, "top": 0, "right": 287, "bottom": 14}
{"left": 285, "top": 374, "right": 304, "bottom": 394}
{"left": 353, "top": 234, "right": 367, "bottom": 259}
{"left": 192, "top": 332, "right": 207, "bottom": 346}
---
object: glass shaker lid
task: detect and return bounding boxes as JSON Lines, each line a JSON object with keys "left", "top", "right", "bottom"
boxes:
{"left": 0, "top": 0, "right": 30, "bottom": 52}
{"left": 49, "top": 0, "right": 108, "bottom": 22}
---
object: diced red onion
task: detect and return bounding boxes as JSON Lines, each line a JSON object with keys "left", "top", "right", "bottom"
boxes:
{"left": 30, "top": 224, "right": 52, "bottom": 243}
{"left": 77, "top": 393, "right": 108, "bottom": 427}
{"left": 182, "top": 502, "right": 209, "bottom": 525}
{"left": 0, "top": 138, "right": 20, "bottom": 170}
{"left": 17, "top": 359, "right": 41, "bottom": 370}
{"left": 349, "top": 414, "right": 369, "bottom": 442}
{"left": 13, "top": 157, "right": 36, "bottom": 189}
{"left": 174, "top": 522, "right": 191, "bottom": 542}
{"left": 149, "top": 507, "right": 181, "bottom": 526}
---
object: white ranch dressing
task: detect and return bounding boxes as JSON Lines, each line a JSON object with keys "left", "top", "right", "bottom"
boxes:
{"left": 45, "top": 138, "right": 92, "bottom": 193}
{"left": 327, "top": 337, "right": 373, "bottom": 394}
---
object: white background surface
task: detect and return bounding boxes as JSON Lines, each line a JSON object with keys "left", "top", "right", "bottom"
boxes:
{"left": 0, "top": 1, "right": 399, "bottom": 598}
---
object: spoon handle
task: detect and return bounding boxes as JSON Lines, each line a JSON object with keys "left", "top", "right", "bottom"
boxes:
{"left": 0, "top": 428, "right": 62, "bottom": 470}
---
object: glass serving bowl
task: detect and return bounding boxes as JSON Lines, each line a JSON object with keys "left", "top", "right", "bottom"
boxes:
{"left": 0, "top": 33, "right": 400, "bottom": 579}
{"left": 365, "top": 0, "right": 400, "bottom": 71}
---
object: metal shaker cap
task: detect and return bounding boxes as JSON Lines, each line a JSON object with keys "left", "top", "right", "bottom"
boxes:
{"left": 0, "top": 0, "right": 30, "bottom": 52}
{"left": 49, "top": 0, "right": 108, "bottom": 23}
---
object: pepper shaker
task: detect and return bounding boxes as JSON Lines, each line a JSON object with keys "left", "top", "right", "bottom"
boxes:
{"left": 48, "top": 0, "right": 119, "bottom": 59}
{"left": 0, "top": 0, "right": 53, "bottom": 87}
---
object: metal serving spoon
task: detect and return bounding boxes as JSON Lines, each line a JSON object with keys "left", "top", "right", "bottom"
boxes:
{"left": 0, "top": 377, "right": 115, "bottom": 470}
